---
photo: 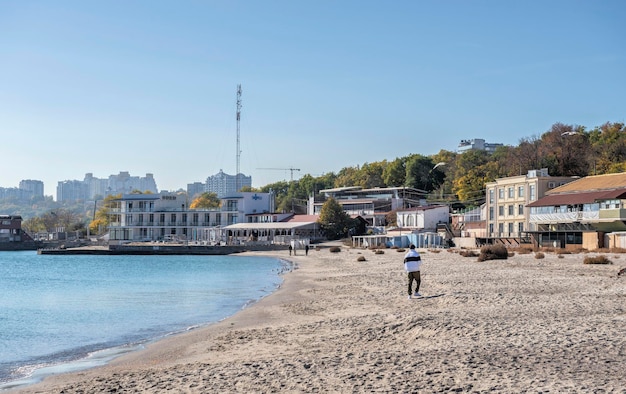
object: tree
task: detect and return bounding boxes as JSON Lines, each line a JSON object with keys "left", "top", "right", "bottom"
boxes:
{"left": 89, "top": 194, "right": 121, "bottom": 235}
{"left": 189, "top": 192, "right": 221, "bottom": 209}
{"left": 382, "top": 158, "right": 405, "bottom": 187}
{"left": 318, "top": 198, "right": 353, "bottom": 240}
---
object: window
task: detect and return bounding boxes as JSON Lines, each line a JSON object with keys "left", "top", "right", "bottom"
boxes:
{"left": 489, "top": 189, "right": 494, "bottom": 203}
{"left": 498, "top": 223, "right": 504, "bottom": 234}
{"left": 508, "top": 223, "right": 514, "bottom": 234}
{"left": 489, "top": 207, "right": 494, "bottom": 220}
{"left": 508, "top": 187, "right": 514, "bottom": 198}
{"left": 518, "top": 186, "right": 524, "bottom": 198}
{"left": 518, "top": 222, "right": 524, "bottom": 233}
{"left": 508, "top": 205, "right": 514, "bottom": 216}
{"left": 600, "top": 199, "right": 621, "bottom": 209}
{"left": 498, "top": 188, "right": 504, "bottom": 199}
{"left": 499, "top": 206, "right": 504, "bottom": 216}
{"left": 530, "top": 185, "right": 536, "bottom": 201}
{"left": 518, "top": 204, "right": 524, "bottom": 215}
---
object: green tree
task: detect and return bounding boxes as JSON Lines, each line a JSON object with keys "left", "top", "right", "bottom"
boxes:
{"left": 318, "top": 198, "right": 353, "bottom": 240}
{"left": 382, "top": 157, "right": 405, "bottom": 187}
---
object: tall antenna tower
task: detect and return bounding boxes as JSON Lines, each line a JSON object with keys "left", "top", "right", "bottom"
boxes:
{"left": 236, "top": 84, "right": 242, "bottom": 191}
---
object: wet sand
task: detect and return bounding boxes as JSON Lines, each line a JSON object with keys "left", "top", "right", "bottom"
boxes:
{"left": 10, "top": 245, "right": 625, "bottom": 393}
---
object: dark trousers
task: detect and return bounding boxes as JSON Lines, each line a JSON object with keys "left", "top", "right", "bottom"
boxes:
{"left": 407, "top": 271, "right": 421, "bottom": 295}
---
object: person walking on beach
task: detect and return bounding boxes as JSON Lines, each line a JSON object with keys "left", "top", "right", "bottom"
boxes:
{"left": 305, "top": 245, "right": 309, "bottom": 255}
{"left": 289, "top": 245, "right": 292, "bottom": 256}
{"left": 403, "top": 244, "right": 423, "bottom": 299}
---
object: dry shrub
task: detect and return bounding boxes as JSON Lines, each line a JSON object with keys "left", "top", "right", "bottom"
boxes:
{"left": 478, "top": 244, "right": 508, "bottom": 262}
{"left": 374, "top": 249, "right": 384, "bottom": 255}
{"left": 397, "top": 248, "right": 406, "bottom": 253}
{"left": 315, "top": 246, "right": 321, "bottom": 251}
{"left": 611, "top": 247, "right": 626, "bottom": 253}
{"left": 329, "top": 246, "right": 341, "bottom": 253}
{"left": 460, "top": 250, "right": 479, "bottom": 258}
{"left": 508, "top": 251, "right": 515, "bottom": 257}
{"left": 518, "top": 246, "right": 534, "bottom": 254}
{"left": 535, "top": 252, "right": 545, "bottom": 259}
{"left": 556, "top": 249, "right": 571, "bottom": 255}
{"left": 557, "top": 254, "right": 565, "bottom": 259}
{"left": 572, "top": 247, "right": 589, "bottom": 254}
{"left": 541, "top": 247, "right": 556, "bottom": 253}
{"left": 584, "top": 255, "right": 612, "bottom": 265}
{"left": 357, "top": 255, "right": 366, "bottom": 262}
{"left": 429, "top": 249, "right": 441, "bottom": 253}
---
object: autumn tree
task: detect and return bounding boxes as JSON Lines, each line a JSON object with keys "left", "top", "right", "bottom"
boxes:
{"left": 89, "top": 194, "right": 121, "bottom": 235}
{"left": 189, "top": 192, "right": 221, "bottom": 209}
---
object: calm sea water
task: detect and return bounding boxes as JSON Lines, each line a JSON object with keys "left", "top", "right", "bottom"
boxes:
{"left": 0, "top": 251, "right": 288, "bottom": 389}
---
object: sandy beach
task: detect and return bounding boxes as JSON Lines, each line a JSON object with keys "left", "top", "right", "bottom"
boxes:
{"left": 9, "top": 244, "right": 625, "bottom": 393}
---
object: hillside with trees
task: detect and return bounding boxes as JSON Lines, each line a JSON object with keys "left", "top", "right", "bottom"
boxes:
{"left": 255, "top": 121, "right": 626, "bottom": 213}
{"left": 5, "top": 121, "right": 626, "bottom": 233}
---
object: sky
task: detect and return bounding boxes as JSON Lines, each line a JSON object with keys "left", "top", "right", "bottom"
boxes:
{"left": 1, "top": 1, "right": 624, "bottom": 197}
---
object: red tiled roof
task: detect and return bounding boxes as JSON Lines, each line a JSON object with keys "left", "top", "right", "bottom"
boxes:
{"left": 284, "top": 214, "right": 318, "bottom": 223}
{"left": 527, "top": 189, "right": 626, "bottom": 207}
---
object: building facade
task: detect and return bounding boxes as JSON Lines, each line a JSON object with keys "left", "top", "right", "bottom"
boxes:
{"left": 206, "top": 170, "right": 252, "bottom": 198}
{"left": 527, "top": 172, "right": 626, "bottom": 249}
{"left": 108, "top": 191, "right": 274, "bottom": 244}
{"left": 57, "top": 172, "right": 158, "bottom": 202}
{"left": 457, "top": 138, "right": 504, "bottom": 154}
{"left": 485, "top": 169, "right": 576, "bottom": 241}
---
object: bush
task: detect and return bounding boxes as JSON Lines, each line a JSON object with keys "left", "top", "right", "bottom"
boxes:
{"left": 518, "top": 246, "right": 534, "bottom": 254}
{"left": 329, "top": 246, "right": 341, "bottom": 253}
{"left": 558, "top": 254, "right": 565, "bottom": 259}
{"left": 429, "top": 249, "right": 441, "bottom": 253}
{"left": 374, "top": 249, "right": 384, "bottom": 254}
{"left": 584, "top": 255, "right": 612, "bottom": 265}
{"left": 357, "top": 255, "right": 366, "bottom": 262}
{"left": 478, "top": 244, "right": 508, "bottom": 262}
{"left": 397, "top": 248, "right": 406, "bottom": 253}
{"left": 535, "top": 252, "right": 545, "bottom": 259}
{"left": 460, "top": 250, "right": 479, "bottom": 258}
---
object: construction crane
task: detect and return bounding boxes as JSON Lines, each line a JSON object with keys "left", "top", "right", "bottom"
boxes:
{"left": 257, "top": 167, "right": 301, "bottom": 182}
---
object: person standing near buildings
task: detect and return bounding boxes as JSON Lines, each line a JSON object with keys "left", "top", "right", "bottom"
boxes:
{"left": 403, "top": 244, "right": 423, "bottom": 299}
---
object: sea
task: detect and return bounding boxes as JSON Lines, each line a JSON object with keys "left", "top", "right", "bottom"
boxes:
{"left": 0, "top": 251, "right": 289, "bottom": 390}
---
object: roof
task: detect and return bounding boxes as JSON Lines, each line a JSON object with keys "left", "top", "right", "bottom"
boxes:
{"left": 548, "top": 172, "right": 626, "bottom": 193}
{"left": 527, "top": 189, "right": 626, "bottom": 207}
{"left": 284, "top": 215, "right": 318, "bottom": 223}
{"left": 320, "top": 186, "right": 362, "bottom": 193}
{"left": 222, "top": 221, "right": 317, "bottom": 230}
{"left": 397, "top": 205, "right": 449, "bottom": 213}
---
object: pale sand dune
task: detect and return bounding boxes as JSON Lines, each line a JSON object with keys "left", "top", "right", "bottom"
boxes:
{"left": 10, "top": 245, "right": 625, "bottom": 393}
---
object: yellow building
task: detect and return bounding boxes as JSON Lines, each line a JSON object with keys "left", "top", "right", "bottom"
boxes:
{"left": 484, "top": 169, "right": 575, "bottom": 244}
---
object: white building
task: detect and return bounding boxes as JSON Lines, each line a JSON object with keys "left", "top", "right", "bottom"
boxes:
{"left": 396, "top": 205, "right": 450, "bottom": 231}
{"left": 107, "top": 191, "right": 320, "bottom": 245}
{"left": 457, "top": 138, "right": 503, "bottom": 154}
{"left": 206, "top": 169, "right": 252, "bottom": 198}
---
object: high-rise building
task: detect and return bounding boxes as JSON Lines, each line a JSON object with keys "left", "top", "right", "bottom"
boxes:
{"left": 206, "top": 169, "right": 252, "bottom": 198}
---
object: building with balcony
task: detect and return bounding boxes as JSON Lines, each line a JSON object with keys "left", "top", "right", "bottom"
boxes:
{"left": 206, "top": 169, "right": 252, "bottom": 198}
{"left": 108, "top": 191, "right": 318, "bottom": 245}
{"left": 527, "top": 172, "right": 626, "bottom": 249}
{"left": 484, "top": 169, "right": 576, "bottom": 245}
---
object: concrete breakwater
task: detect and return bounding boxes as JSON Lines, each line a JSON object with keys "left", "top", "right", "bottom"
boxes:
{"left": 38, "top": 244, "right": 288, "bottom": 255}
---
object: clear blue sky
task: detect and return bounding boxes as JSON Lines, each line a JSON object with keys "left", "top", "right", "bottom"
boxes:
{"left": 1, "top": 1, "right": 624, "bottom": 197}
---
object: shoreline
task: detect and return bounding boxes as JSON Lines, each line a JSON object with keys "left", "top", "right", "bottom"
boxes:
{"left": 8, "top": 245, "right": 626, "bottom": 393}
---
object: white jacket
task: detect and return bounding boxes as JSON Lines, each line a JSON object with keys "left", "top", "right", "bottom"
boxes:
{"left": 403, "top": 249, "right": 422, "bottom": 272}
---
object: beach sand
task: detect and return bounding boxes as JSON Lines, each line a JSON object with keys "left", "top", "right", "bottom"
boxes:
{"left": 9, "top": 244, "right": 625, "bottom": 393}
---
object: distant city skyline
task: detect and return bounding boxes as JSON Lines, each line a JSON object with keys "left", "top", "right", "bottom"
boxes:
{"left": 2, "top": 1, "right": 624, "bottom": 196}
